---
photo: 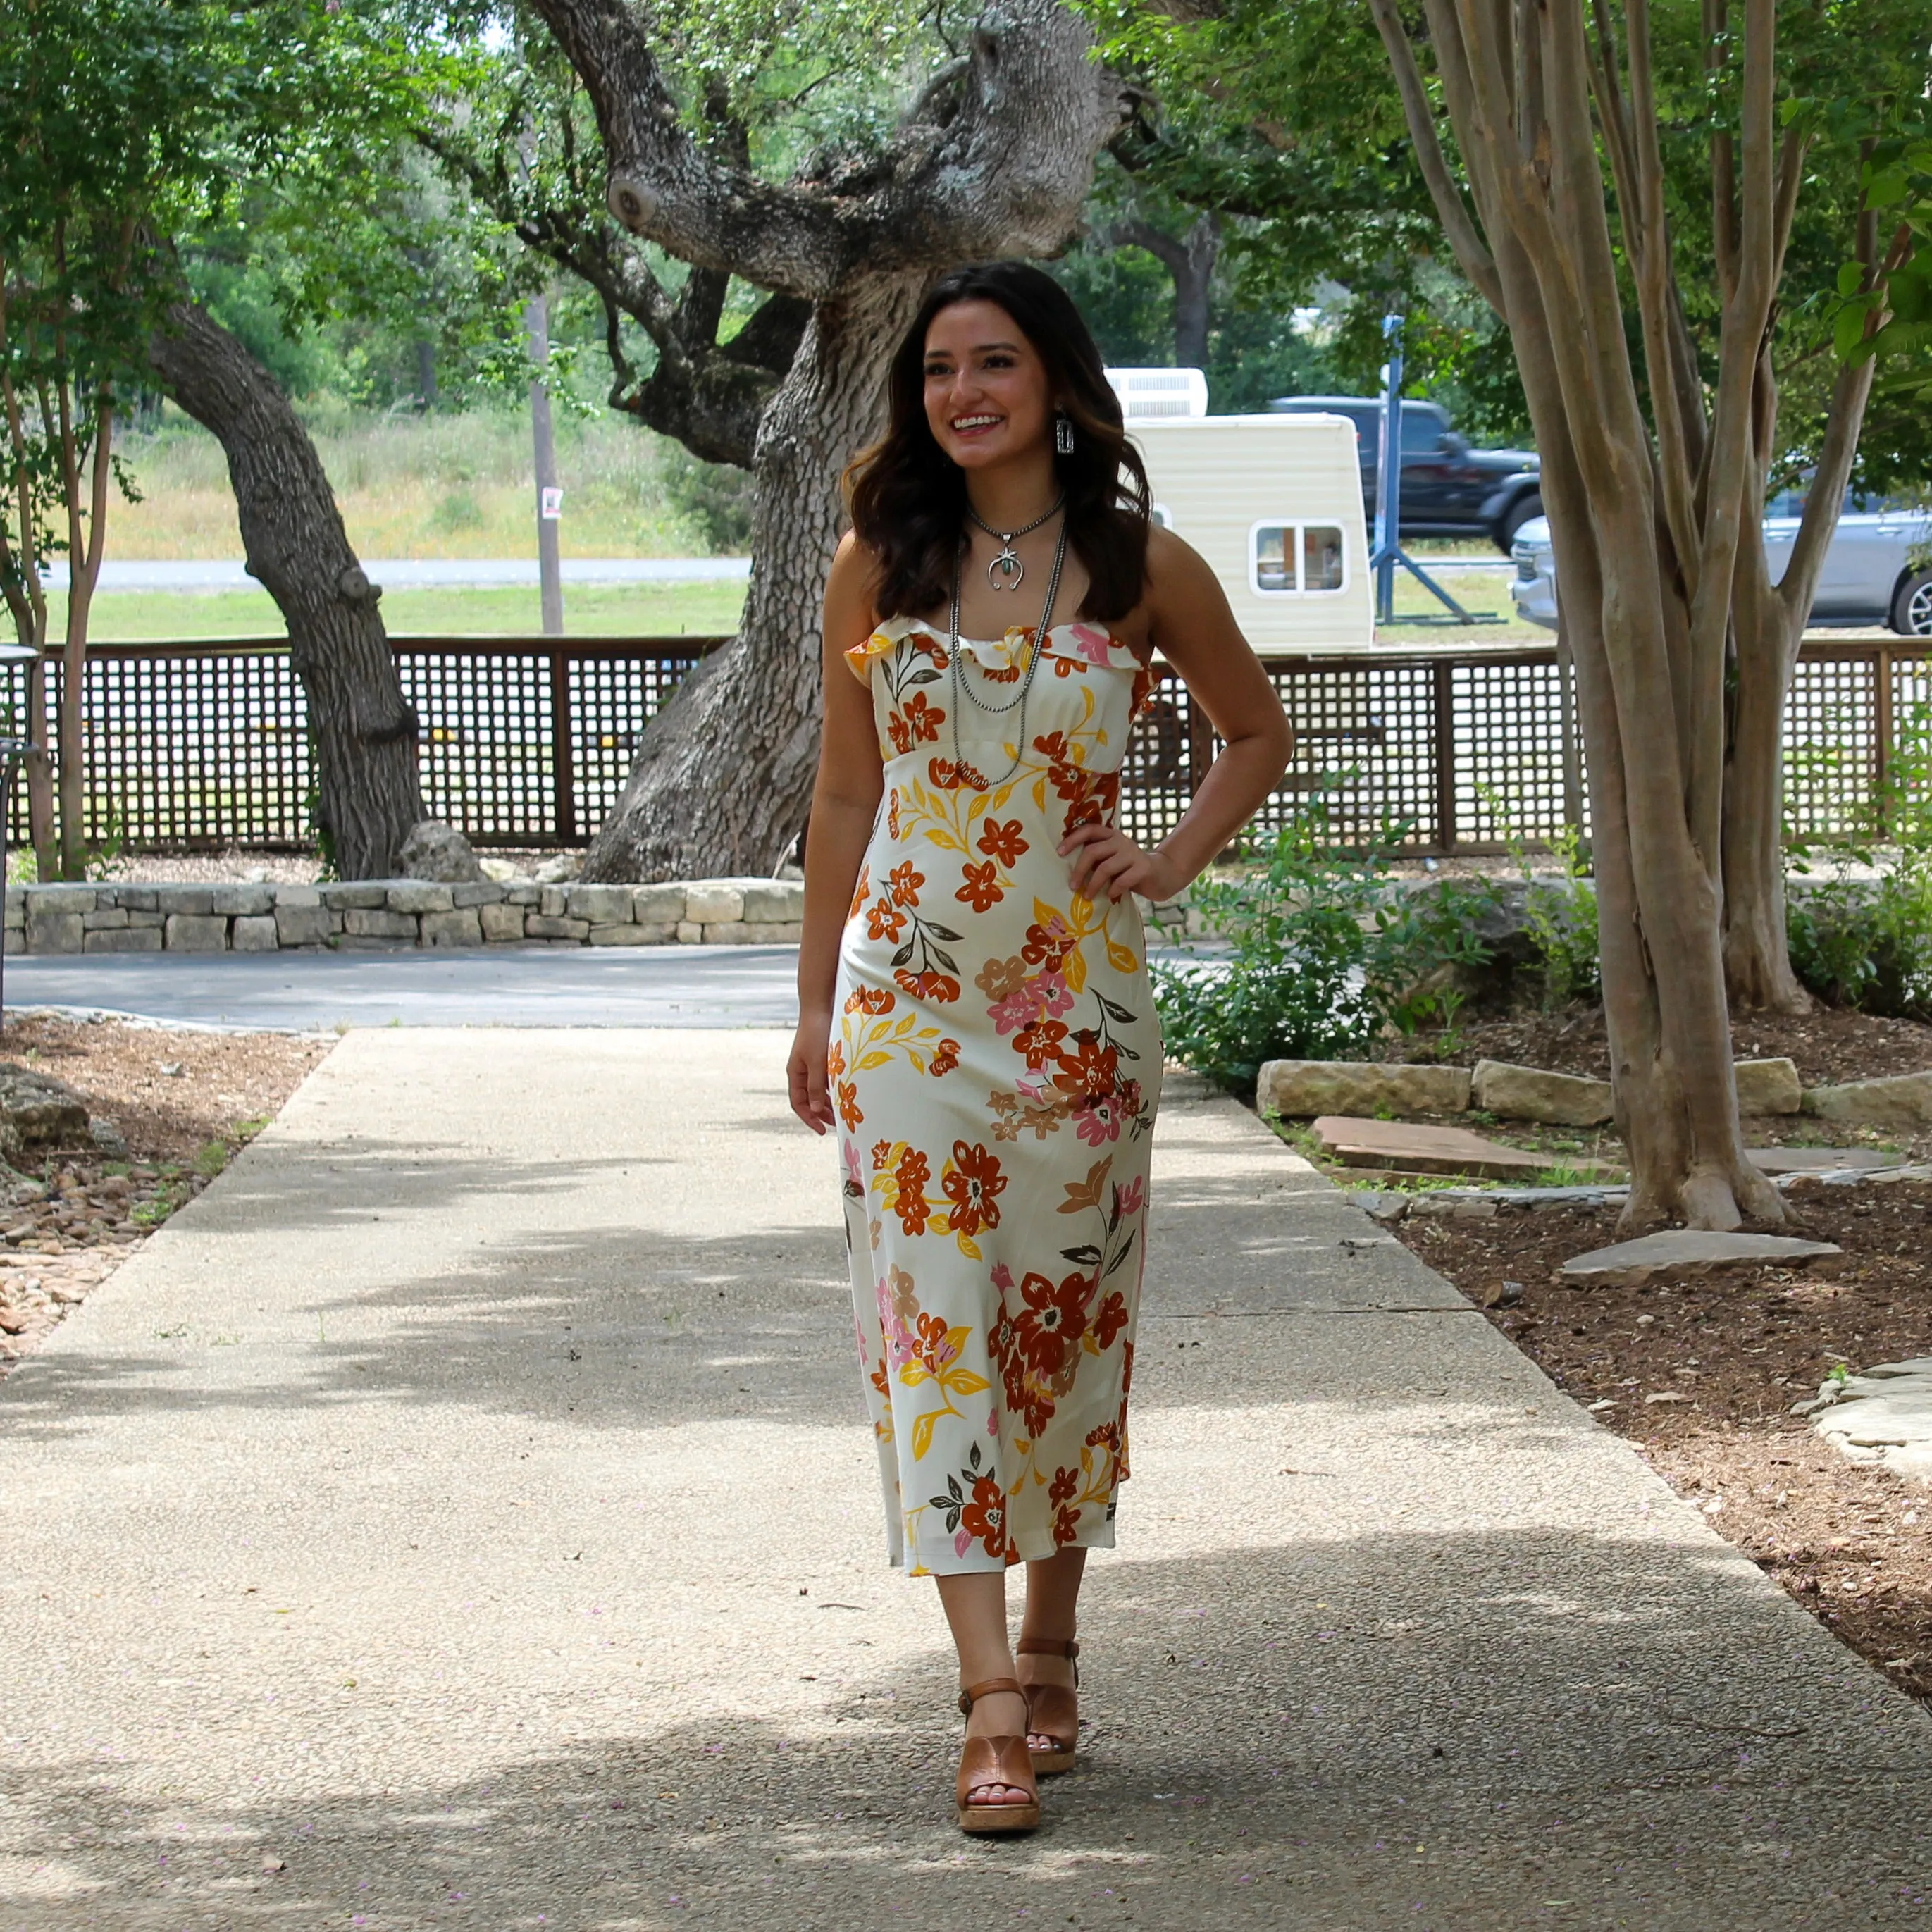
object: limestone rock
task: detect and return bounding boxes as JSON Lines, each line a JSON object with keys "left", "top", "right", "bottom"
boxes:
{"left": 396, "top": 819, "right": 483, "bottom": 885}
{"left": 1561, "top": 1229, "right": 1843, "bottom": 1288}
{"left": 1256, "top": 1060, "right": 1471, "bottom": 1119}
{"left": 1470, "top": 1059, "right": 1614, "bottom": 1125}
{"left": 1806, "top": 1357, "right": 1932, "bottom": 1482}
{"left": 1804, "top": 1070, "right": 1932, "bottom": 1132}
{"left": 1311, "top": 1115, "right": 1545, "bottom": 1179}
{"left": 1734, "top": 1058, "right": 1802, "bottom": 1115}
{"left": 533, "top": 853, "right": 583, "bottom": 884}
{"left": 0, "top": 1063, "right": 90, "bottom": 1154}
{"left": 1747, "top": 1146, "right": 1888, "bottom": 1176}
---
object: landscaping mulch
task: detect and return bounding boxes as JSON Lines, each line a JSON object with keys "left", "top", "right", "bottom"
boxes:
{"left": 1393, "top": 1182, "right": 1932, "bottom": 1711}
{"left": 1380, "top": 1002, "right": 1932, "bottom": 1089}
{"left": 0, "top": 1016, "right": 332, "bottom": 1377}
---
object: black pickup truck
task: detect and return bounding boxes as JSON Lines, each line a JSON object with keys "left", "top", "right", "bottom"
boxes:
{"left": 1266, "top": 395, "right": 1543, "bottom": 554}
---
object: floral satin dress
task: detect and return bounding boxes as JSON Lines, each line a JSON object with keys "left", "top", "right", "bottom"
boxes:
{"left": 834, "top": 614, "right": 1164, "bottom": 1575}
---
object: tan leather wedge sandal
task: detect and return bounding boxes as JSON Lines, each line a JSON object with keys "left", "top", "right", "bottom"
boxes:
{"left": 1017, "top": 1635, "right": 1079, "bottom": 1774}
{"left": 955, "top": 1677, "right": 1041, "bottom": 1835}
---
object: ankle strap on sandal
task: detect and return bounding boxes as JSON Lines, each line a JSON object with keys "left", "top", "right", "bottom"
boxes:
{"left": 1015, "top": 1637, "right": 1079, "bottom": 1659}
{"left": 958, "top": 1675, "right": 1024, "bottom": 1716}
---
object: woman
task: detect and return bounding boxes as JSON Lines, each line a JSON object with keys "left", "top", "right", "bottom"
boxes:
{"left": 788, "top": 261, "right": 1292, "bottom": 1834}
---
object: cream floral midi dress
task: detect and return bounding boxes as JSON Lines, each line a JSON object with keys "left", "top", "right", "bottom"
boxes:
{"left": 834, "top": 614, "right": 1164, "bottom": 1575}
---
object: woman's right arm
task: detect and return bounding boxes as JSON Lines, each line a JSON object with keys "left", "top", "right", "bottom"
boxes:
{"left": 788, "top": 535, "right": 886, "bottom": 1133}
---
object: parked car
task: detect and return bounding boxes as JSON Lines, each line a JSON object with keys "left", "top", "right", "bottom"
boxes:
{"left": 1265, "top": 394, "right": 1543, "bottom": 553}
{"left": 1510, "top": 498, "right": 1932, "bottom": 636}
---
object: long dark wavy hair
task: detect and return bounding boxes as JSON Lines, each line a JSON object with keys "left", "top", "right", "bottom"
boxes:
{"left": 845, "top": 261, "right": 1151, "bottom": 624}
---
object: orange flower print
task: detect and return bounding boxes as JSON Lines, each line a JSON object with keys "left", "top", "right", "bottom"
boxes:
{"left": 1055, "top": 1033, "right": 1119, "bottom": 1098}
{"left": 848, "top": 865, "right": 870, "bottom": 921}
{"left": 974, "top": 955, "right": 1026, "bottom": 1001}
{"left": 843, "top": 984, "right": 894, "bottom": 1014}
{"left": 903, "top": 691, "right": 941, "bottom": 745}
{"left": 959, "top": 1475, "right": 1009, "bottom": 1561}
{"left": 1093, "top": 1289, "right": 1129, "bottom": 1351}
{"left": 1048, "top": 1466, "right": 1079, "bottom": 1508}
{"left": 955, "top": 860, "right": 1003, "bottom": 912}
{"left": 836, "top": 1080, "right": 862, "bottom": 1132}
{"left": 941, "top": 1141, "right": 1006, "bottom": 1235}
{"left": 977, "top": 819, "right": 1028, "bottom": 865}
{"left": 867, "top": 896, "right": 907, "bottom": 943}
{"left": 893, "top": 1147, "right": 931, "bottom": 1235}
{"left": 888, "top": 788, "right": 902, "bottom": 838}
{"left": 1013, "top": 1268, "right": 1089, "bottom": 1376}
{"left": 929, "top": 1039, "right": 960, "bottom": 1077}
{"left": 894, "top": 969, "right": 960, "bottom": 1003}
{"left": 1032, "top": 730, "right": 1070, "bottom": 764}
{"left": 929, "top": 757, "right": 990, "bottom": 792}
{"left": 888, "top": 861, "right": 924, "bottom": 908}
{"left": 826, "top": 1039, "right": 846, "bottom": 1078}
{"left": 1052, "top": 1504, "right": 1082, "bottom": 1546}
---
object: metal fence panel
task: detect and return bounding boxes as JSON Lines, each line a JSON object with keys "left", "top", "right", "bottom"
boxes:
{"left": 2, "top": 634, "right": 1926, "bottom": 857}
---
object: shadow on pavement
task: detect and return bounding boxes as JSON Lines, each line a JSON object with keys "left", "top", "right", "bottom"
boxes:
{"left": 2, "top": 1530, "right": 1928, "bottom": 1931}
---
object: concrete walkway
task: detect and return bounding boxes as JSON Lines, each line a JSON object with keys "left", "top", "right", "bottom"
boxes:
{"left": 1, "top": 1032, "right": 1928, "bottom": 1930}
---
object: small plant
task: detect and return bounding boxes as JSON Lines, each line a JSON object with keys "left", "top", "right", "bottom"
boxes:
{"left": 1152, "top": 792, "right": 1497, "bottom": 1096}
{"left": 1786, "top": 698, "right": 1932, "bottom": 1017}
{"left": 1482, "top": 788, "right": 1601, "bottom": 1007}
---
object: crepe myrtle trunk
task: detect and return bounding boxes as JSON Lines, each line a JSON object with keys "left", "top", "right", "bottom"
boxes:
{"left": 581, "top": 275, "right": 924, "bottom": 880}
{"left": 148, "top": 301, "right": 425, "bottom": 880}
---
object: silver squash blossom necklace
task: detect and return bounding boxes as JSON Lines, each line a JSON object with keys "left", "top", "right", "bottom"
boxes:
{"left": 966, "top": 494, "right": 1066, "bottom": 591}
{"left": 948, "top": 509, "right": 1069, "bottom": 788}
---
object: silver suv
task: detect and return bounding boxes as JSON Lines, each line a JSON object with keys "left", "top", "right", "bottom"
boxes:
{"left": 1511, "top": 497, "right": 1932, "bottom": 636}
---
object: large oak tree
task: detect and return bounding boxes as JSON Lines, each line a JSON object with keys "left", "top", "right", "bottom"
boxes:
{"left": 446, "top": 0, "right": 1130, "bottom": 880}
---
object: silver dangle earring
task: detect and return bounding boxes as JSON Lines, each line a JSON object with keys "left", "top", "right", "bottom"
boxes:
{"left": 1054, "top": 412, "right": 1075, "bottom": 456}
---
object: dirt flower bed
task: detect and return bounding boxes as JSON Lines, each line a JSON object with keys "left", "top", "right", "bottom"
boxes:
{"left": 1391, "top": 1183, "right": 1932, "bottom": 1709}
{"left": 0, "top": 1016, "right": 331, "bottom": 1376}
{"left": 1379, "top": 1003, "right": 1932, "bottom": 1088}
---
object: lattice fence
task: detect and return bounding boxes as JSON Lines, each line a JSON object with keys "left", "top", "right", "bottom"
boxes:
{"left": 3, "top": 635, "right": 1924, "bottom": 855}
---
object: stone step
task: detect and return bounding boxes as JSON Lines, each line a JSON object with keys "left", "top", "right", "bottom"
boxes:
{"left": 1561, "top": 1229, "right": 1844, "bottom": 1287}
{"left": 1311, "top": 1115, "right": 1551, "bottom": 1180}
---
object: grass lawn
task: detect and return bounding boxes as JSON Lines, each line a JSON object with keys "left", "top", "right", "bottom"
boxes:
{"left": 1375, "top": 567, "right": 1541, "bottom": 644}
{"left": 57, "top": 581, "right": 748, "bottom": 642}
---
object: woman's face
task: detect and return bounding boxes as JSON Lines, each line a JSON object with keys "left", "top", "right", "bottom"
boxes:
{"left": 922, "top": 299, "right": 1054, "bottom": 472}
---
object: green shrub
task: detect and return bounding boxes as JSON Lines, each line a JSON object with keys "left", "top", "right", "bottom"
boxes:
{"left": 1151, "top": 800, "right": 1496, "bottom": 1096}
{"left": 1520, "top": 822, "right": 1599, "bottom": 1007}
{"left": 1786, "top": 698, "right": 1932, "bottom": 1017}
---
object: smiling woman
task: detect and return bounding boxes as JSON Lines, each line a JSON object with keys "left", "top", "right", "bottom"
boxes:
{"left": 784, "top": 261, "right": 1294, "bottom": 1839}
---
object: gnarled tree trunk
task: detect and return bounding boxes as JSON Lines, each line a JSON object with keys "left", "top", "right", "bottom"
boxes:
{"left": 1111, "top": 214, "right": 1220, "bottom": 369}
{"left": 526, "top": 0, "right": 1129, "bottom": 879}
{"left": 583, "top": 275, "right": 923, "bottom": 878}
{"left": 149, "top": 299, "right": 425, "bottom": 881}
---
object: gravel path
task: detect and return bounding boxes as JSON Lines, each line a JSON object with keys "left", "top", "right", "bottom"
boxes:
{"left": 0, "top": 1030, "right": 1928, "bottom": 1928}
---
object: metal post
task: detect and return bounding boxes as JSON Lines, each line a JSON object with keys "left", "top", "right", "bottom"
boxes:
{"left": 527, "top": 292, "right": 565, "bottom": 638}
{"left": 1367, "top": 314, "right": 1501, "bottom": 630}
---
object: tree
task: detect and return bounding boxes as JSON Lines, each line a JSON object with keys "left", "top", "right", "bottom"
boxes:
{"left": 426, "top": 0, "right": 1129, "bottom": 879}
{"left": 1363, "top": 0, "right": 1926, "bottom": 1224}
{"left": 0, "top": 0, "right": 220, "bottom": 879}
{"left": 147, "top": 299, "right": 426, "bottom": 879}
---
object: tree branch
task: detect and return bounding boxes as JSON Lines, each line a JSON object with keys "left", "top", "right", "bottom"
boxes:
{"left": 1363, "top": 0, "right": 1504, "bottom": 311}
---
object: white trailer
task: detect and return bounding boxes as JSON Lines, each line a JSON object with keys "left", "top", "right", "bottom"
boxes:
{"left": 1126, "top": 412, "right": 1375, "bottom": 653}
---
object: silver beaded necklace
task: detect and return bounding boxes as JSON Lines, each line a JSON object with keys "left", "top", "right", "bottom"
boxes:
{"left": 966, "top": 495, "right": 1066, "bottom": 591}
{"left": 948, "top": 514, "right": 1069, "bottom": 788}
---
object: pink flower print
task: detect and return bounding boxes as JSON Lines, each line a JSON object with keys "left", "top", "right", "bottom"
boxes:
{"left": 1015, "top": 1074, "right": 1052, "bottom": 1103}
{"left": 1036, "top": 971, "right": 1074, "bottom": 1019}
{"left": 955, "top": 1528, "right": 974, "bottom": 1559}
{"left": 1073, "top": 1095, "right": 1122, "bottom": 1146}
{"left": 843, "top": 1139, "right": 863, "bottom": 1190}
{"left": 989, "top": 982, "right": 1041, "bottom": 1036}
{"left": 1115, "top": 1175, "right": 1145, "bottom": 1219}
{"left": 991, "top": 1261, "right": 1015, "bottom": 1293}
{"left": 1068, "top": 621, "right": 1113, "bottom": 664}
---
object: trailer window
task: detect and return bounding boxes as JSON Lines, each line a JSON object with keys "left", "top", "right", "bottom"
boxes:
{"left": 1250, "top": 521, "right": 1348, "bottom": 595}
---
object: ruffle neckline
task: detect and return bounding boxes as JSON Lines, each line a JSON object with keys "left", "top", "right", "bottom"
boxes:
{"left": 846, "top": 615, "right": 1141, "bottom": 679}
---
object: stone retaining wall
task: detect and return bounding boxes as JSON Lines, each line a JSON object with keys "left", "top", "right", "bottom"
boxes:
{"left": 3, "top": 878, "right": 806, "bottom": 955}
